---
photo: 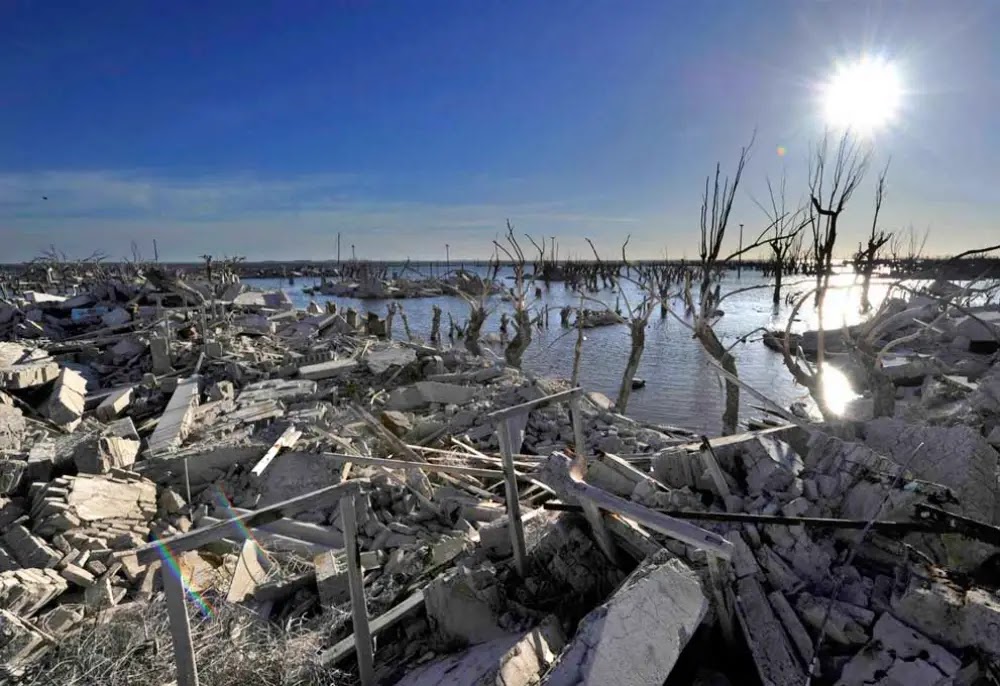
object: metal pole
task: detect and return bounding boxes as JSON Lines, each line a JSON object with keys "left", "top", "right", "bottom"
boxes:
{"left": 341, "top": 494, "right": 375, "bottom": 685}
{"left": 163, "top": 564, "right": 199, "bottom": 686}
{"left": 497, "top": 418, "right": 528, "bottom": 576}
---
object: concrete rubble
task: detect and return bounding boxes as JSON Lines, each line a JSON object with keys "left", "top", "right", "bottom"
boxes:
{"left": 0, "top": 269, "right": 997, "bottom": 685}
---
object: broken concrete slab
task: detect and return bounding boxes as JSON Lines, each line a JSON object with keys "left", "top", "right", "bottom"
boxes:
{"left": 891, "top": 568, "right": 1000, "bottom": 659}
{"left": 237, "top": 378, "right": 316, "bottom": 406}
{"left": 861, "top": 418, "right": 999, "bottom": 527}
{"left": 542, "top": 550, "right": 707, "bottom": 686}
{"left": 398, "top": 616, "right": 566, "bottom": 686}
{"left": 0, "top": 609, "right": 48, "bottom": 678}
{"left": 226, "top": 540, "right": 268, "bottom": 603}
{"left": 837, "top": 613, "right": 960, "bottom": 686}
{"left": 0, "top": 568, "right": 67, "bottom": 616}
{"left": 298, "top": 358, "right": 358, "bottom": 381}
{"left": 424, "top": 565, "right": 509, "bottom": 647}
{"left": 387, "top": 381, "right": 478, "bottom": 411}
{"left": 366, "top": 346, "right": 418, "bottom": 375}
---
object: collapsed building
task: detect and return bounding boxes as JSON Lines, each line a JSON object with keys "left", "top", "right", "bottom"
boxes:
{"left": 0, "top": 265, "right": 998, "bottom": 685}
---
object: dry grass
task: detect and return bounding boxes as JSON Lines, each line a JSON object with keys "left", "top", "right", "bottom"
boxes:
{"left": 21, "top": 599, "right": 354, "bottom": 686}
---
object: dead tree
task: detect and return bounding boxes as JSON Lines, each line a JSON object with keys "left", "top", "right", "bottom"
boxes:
{"left": 694, "top": 141, "right": 752, "bottom": 435}
{"left": 430, "top": 305, "right": 442, "bottom": 343}
{"left": 752, "top": 174, "right": 807, "bottom": 306}
{"left": 888, "top": 225, "right": 930, "bottom": 274}
{"left": 494, "top": 221, "right": 536, "bottom": 368}
{"left": 585, "top": 236, "right": 655, "bottom": 414}
{"left": 855, "top": 162, "right": 892, "bottom": 312}
{"left": 807, "top": 133, "right": 871, "bottom": 404}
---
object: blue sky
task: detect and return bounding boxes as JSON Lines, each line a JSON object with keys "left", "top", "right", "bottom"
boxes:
{"left": 1, "top": 0, "right": 997, "bottom": 261}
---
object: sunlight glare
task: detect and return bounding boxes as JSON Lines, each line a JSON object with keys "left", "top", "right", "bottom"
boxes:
{"left": 821, "top": 56, "right": 902, "bottom": 134}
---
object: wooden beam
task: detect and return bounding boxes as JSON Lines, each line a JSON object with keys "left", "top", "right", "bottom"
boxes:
{"left": 341, "top": 494, "right": 374, "bottom": 685}
{"left": 486, "top": 386, "right": 583, "bottom": 422}
{"left": 320, "top": 452, "right": 508, "bottom": 479}
{"left": 163, "top": 561, "right": 199, "bottom": 686}
{"left": 318, "top": 590, "right": 426, "bottom": 666}
{"left": 497, "top": 418, "right": 529, "bottom": 577}
{"left": 131, "top": 479, "right": 366, "bottom": 565}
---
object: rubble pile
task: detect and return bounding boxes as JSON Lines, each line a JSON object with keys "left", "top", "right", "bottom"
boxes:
{"left": 0, "top": 268, "right": 998, "bottom": 685}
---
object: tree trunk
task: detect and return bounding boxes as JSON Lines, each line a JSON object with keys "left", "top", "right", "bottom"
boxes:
{"left": 616, "top": 319, "right": 645, "bottom": 413}
{"left": 465, "top": 307, "right": 487, "bottom": 356}
{"left": 860, "top": 264, "right": 874, "bottom": 312}
{"left": 571, "top": 303, "right": 585, "bottom": 387}
{"left": 695, "top": 323, "right": 740, "bottom": 435}
{"left": 772, "top": 262, "right": 783, "bottom": 305}
{"left": 430, "top": 305, "right": 442, "bottom": 343}
{"left": 505, "top": 307, "right": 532, "bottom": 368}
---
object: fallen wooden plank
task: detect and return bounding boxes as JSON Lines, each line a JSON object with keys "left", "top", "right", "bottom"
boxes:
{"left": 250, "top": 425, "right": 302, "bottom": 477}
{"left": 486, "top": 387, "right": 583, "bottom": 422}
{"left": 318, "top": 590, "right": 425, "bottom": 666}
{"left": 131, "top": 479, "right": 365, "bottom": 565}
{"left": 320, "top": 452, "right": 508, "bottom": 479}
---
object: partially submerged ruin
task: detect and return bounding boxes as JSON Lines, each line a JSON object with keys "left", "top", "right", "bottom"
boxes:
{"left": 0, "top": 263, "right": 998, "bottom": 686}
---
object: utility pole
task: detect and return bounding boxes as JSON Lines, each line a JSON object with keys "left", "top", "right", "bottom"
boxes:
{"left": 445, "top": 244, "right": 450, "bottom": 270}
{"left": 337, "top": 232, "right": 341, "bottom": 265}
{"left": 738, "top": 223, "right": 744, "bottom": 279}
{"left": 550, "top": 236, "right": 555, "bottom": 263}
{"left": 352, "top": 244, "right": 356, "bottom": 262}
{"left": 153, "top": 239, "right": 159, "bottom": 262}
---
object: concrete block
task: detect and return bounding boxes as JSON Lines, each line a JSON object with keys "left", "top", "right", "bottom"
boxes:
{"left": 95, "top": 386, "right": 133, "bottom": 421}
{"left": 149, "top": 335, "right": 172, "bottom": 374}
{"left": 542, "top": 550, "right": 707, "bottom": 686}
{"left": 42, "top": 367, "right": 87, "bottom": 432}
{"left": 74, "top": 436, "right": 140, "bottom": 474}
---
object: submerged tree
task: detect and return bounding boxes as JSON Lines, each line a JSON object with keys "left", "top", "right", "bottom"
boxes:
{"left": 584, "top": 236, "right": 661, "bottom": 414}
{"left": 753, "top": 173, "right": 807, "bottom": 306}
{"left": 494, "top": 221, "right": 538, "bottom": 368}
{"left": 854, "top": 162, "right": 892, "bottom": 312}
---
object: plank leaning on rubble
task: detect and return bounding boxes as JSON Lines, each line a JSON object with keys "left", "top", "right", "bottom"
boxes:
{"left": 128, "top": 479, "right": 367, "bottom": 566}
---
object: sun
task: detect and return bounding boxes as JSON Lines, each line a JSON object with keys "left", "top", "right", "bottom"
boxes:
{"left": 821, "top": 56, "right": 902, "bottom": 134}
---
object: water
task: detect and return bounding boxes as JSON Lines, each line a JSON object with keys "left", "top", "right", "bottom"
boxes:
{"left": 245, "top": 267, "right": 895, "bottom": 434}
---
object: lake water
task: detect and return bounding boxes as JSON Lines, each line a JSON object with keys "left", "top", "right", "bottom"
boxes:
{"left": 245, "top": 268, "right": 894, "bottom": 434}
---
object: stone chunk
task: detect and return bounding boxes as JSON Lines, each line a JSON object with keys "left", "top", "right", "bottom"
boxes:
{"left": 0, "top": 343, "right": 59, "bottom": 390}
{"left": 380, "top": 410, "right": 414, "bottom": 437}
{"left": 397, "top": 616, "right": 566, "bottom": 686}
{"left": 387, "top": 381, "right": 478, "bottom": 410}
{"left": 0, "top": 568, "right": 67, "bottom": 616}
{"left": 837, "top": 613, "right": 960, "bottom": 686}
{"left": 0, "top": 406, "right": 26, "bottom": 452}
{"left": 315, "top": 549, "right": 350, "bottom": 610}
{"left": 74, "top": 436, "right": 140, "bottom": 474}
{"left": 0, "top": 609, "right": 47, "bottom": 677}
{"left": 424, "top": 566, "right": 508, "bottom": 646}
{"left": 0, "top": 460, "right": 26, "bottom": 495}
{"left": 42, "top": 367, "right": 87, "bottom": 432}
{"left": 542, "top": 550, "right": 707, "bottom": 686}
{"left": 95, "top": 386, "right": 133, "bottom": 421}
{"left": 2, "top": 525, "right": 61, "bottom": 569}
